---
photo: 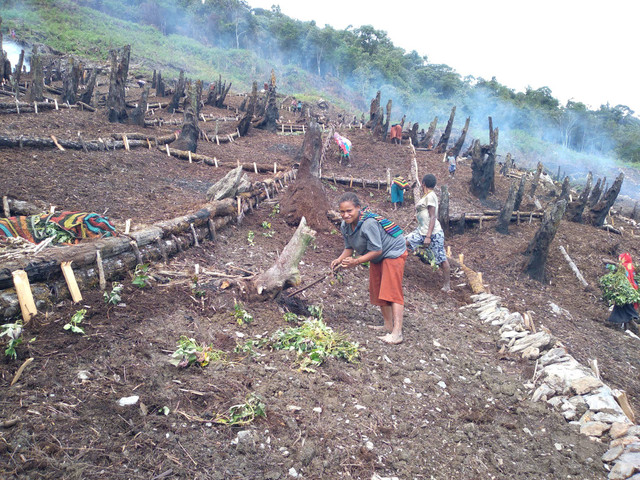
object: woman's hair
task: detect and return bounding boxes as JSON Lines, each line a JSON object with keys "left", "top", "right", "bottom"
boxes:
{"left": 338, "top": 192, "right": 361, "bottom": 207}
{"left": 422, "top": 174, "right": 437, "bottom": 188}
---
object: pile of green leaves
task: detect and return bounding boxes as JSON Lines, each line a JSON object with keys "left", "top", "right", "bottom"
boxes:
{"left": 414, "top": 246, "right": 439, "bottom": 271}
{"left": 214, "top": 393, "right": 266, "bottom": 426}
{"left": 270, "top": 318, "right": 360, "bottom": 372}
{"left": 169, "top": 335, "right": 227, "bottom": 368}
{"left": 599, "top": 263, "right": 640, "bottom": 306}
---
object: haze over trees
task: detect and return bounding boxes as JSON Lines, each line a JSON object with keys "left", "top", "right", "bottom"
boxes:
{"left": 4, "top": 0, "right": 640, "bottom": 163}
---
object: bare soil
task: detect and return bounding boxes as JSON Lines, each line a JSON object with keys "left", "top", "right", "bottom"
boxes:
{"left": 1, "top": 79, "right": 639, "bottom": 480}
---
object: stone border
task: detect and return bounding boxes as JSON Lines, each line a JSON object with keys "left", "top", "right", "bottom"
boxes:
{"left": 465, "top": 293, "right": 640, "bottom": 479}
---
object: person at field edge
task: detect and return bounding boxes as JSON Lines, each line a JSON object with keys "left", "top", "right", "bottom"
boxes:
{"left": 331, "top": 192, "right": 408, "bottom": 344}
{"left": 390, "top": 174, "right": 410, "bottom": 210}
{"left": 405, "top": 174, "right": 451, "bottom": 292}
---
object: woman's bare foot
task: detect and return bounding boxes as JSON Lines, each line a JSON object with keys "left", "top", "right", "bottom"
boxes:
{"left": 367, "top": 325, "right": 391, "bottom": 332}
{"left": 378, "top": 333, "right": 403, "bottom": 345}
{"left": 441, "top": 286, "right": 452, "bottom": 293}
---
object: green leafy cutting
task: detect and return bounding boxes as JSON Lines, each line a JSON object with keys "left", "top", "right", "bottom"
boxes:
{"left": 169, "top": 335, "right": 227, "bottom": 368}
{"left": 599, "top": 263, "right": 640, "bottom": 306}
{"left": 213, "top": 393, "right": 266, "bottom": 426}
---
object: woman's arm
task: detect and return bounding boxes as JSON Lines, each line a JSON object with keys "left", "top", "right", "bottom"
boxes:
{"left": 331, "top": 248, "right": 354, "bottom": 270}
{"left": 424, "top": 205, "right": 437, "bottom": 245}
{"left": 340, "top": 249, "right": 383, "bottom": 268}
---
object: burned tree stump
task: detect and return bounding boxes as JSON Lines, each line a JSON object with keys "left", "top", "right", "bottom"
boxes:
{"left": 513, "top": 174, "right": 526, "bottom": 212}
{"left": 523, "top": 199, "right": 567, "bottom": 282}
{"left": 566, "top": 172, "right": 592, "bottom": 223}
{"left": 205, "top": 74, "right": 232, "bottom": 108}
{"left": 435, "top": 106, "right": 456, "bottom": 154}
{"left": 439, "top": 185, "right": 450, "bottom": 236}
{"left": 559, "top": 176, "right": 571, "bottom": 202}
{"left": 383, "top": 99, "right": 392, "bottom": 141}
{"left": 366, "top": 91, "right": 384, "bottom": 138}
{"left": 173, "top": 80, "right": 201, "bottom": 153}
{"left": 242, "top": 217, "right": 316, "bottom": 300}
{"left": 470, "top": 118, "right": 499, "bottom": 199}
{"left": 156, "top": 71, "right": 165, "bottom": 97}
{"left": 447, "top": 116, "right": 470, "bottom": 158}
{"left": 14, "top": 49, "right": 25, "bottom": 86}
{"left": 587, "top": 177, "right": 603, "bottom": 207}
{"left": 26, "top": 46, "right": 44, "bottom": 103}
{"left": 79, "top": 67, "right": 99, "bottom": 106}
{"left": 418, "top": 117, "right": 438, "bottom": 148}
{"left": 128, "top": 86, "right": 150, "bottom": 127}
{"left": 529, "top": 162, "right": 543, "bottom": 197}
{"left": 253, "top": 83, "right": 278, "bottom": 132}
{"left": 62, "top": 57, "right": 82, "bottom": 105}
{"left": 408, "top": 122, "right": 419, "bottom": 147}
{"left": 106, "top": 45, "right": 130, "bottom": 123}
{"left": 280, "top": 122, "right": 332, "bottom": 231}
{"left": 496, "top": 180, "right": 518, "bottom": 234}
{"left": 584, "top": 173, "right": 624, "bottom": 227}
{"left": 167, "top": 70, "right": 185, "bottom": 113}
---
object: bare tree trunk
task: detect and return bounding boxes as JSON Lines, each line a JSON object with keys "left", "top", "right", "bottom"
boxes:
{"left": 167, "top": 70, "right": 185, "bottom": 113}
{"left": 513, "top": 174, "right": 526, "bottom": 212}
{"left": 470, "top": 118, "right": 498, "bottom": 199}
{"left": 559, "top": 176, "right": 571, "bottom": 202}
{"left": 447, "top": 116, "right": 470, "bottom": 157}
{"left": 173, "top": 80, "right": 201, "bottom": 153}
{"left": 408, "top": 122, "right": 419, "bottom": 147}
{"left": 151, "top": 70, "right": 157, "bottom": 89}
{"left": 26, "top": 46, "right": 44, "bottom": 103}
{"left": 584, "top": 173, "right": 624, "bottom": 227}
{"left": 205, "top": 74, "right": 232, "bottom": 108}
{"left": 566, "top": 172, "right": 592, "bottom": 223}
{"left": 242, "top": 217, "right": 317, "bottom": 300}
{"left": 245, "top": 81, "right": 258, "bottom": 116}
{"left": 366, "top": 91, "right": 384, "bottom": 137}
{"left": 62, "top": 57, "right": 82, "bottom": 104}
{"left": 106, "top": 45, "right": 130, "bottom": 123}
{"left": 439, "top": 185, "right": 450, "bottom": 236}
{"left": 587, "top": 177, "right": 602, "bottom": 208}
{"left": 523, "top": 199, "right": 567, "bottom": 282}
{"left": 128, "top": 85, "right": 150, "bottom": 127}
{"left": 253, "top": 83, "right": 278, "bottom": 132}
{"left": 434, "top": 106, "right": 456, "bottom": 153}
{"left": 14, "top": 49, "right": 24, "bottom": 86}
{"left": 383, "top": 99, "right": 392, "bottom": 141}
{"left": 156, "top": 71, "right": 165, "bottom": 97}
{"left": 529, "top": 162, "right": 543, "bottom": 197}
{"left": 418, "top": 117, "right": 438, "bottom": 148}
{"left": 79, "top": 68, "right": 99, "bottom": 105}
{"left": 496, "top": 180, "right": 518, "bottom": 234}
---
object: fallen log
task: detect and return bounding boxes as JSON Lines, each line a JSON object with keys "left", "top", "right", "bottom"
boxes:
{"left": 447, "top": 253, "right": 485, "bottom": 294}
{"left": 320, "top": 175, "right": 389, "bottom": 189}
{"left": 0, "top": 132, "right": 175, "bottom": 151}
{"left": 161, "top": 146, "right": 287, "bottom": 173}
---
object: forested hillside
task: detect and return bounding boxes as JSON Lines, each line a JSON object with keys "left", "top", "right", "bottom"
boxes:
{"left": 4, "top": 0, "right": 640, "bottom": 165}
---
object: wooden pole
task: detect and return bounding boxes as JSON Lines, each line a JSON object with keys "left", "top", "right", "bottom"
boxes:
{"left": 96, "top": 250, "right": 106, "bottom": 290}
{"left": 61, "top": 261, "right": 83, "bottom": 303}
{"left": 12, "top": 270, "right": 37, "bottom": 323}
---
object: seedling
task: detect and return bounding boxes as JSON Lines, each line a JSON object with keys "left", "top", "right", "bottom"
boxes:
{"left": 64, "top": 309, "right": 86, "bottom": 335}
{"left": 233, "top": 302, "right": 254, "bottom": 325}
{"left": 283, "top": 312, "right": 300, "bottom": 323}
{"left": 191, "top": 275, "right": 205, "bottom": 298}
{"left": 0, "top": 321, "right": 23, "bottom": 359}
{"left": 269, "top": 204, "right": 280, "bottom": 218}
{"left": 214, "top": 393, "right": 266, "bottom": 426}
{"left": 233, "top": 339, "right": 264, "bottom": 356}
{"left": 169, "top": 335, "right": 227, "bottom": 368}
{"left": 307, "top": 304, "right": 323, "bottom": 320}
{"left": 261, "top": 221, "right": 271, "bottom": 230}
{"left": 261, "top": 222, "right": 274, "bottom": 237}
{"left": 247, "top": 230, "right": 255, "bottom": 246}
{"left": 132, "top": 263, "right": 151, "bottom": 288}
{"left": 104, "top": 282, "right": 124, "bottom": 305}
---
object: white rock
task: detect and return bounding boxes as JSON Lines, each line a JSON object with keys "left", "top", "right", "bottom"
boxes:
{"left": 540, "top": 363, "right": 593, "bottom": 392}
{"left": 77, "top": 370, "right": 90, "bottom": 381}
{"left": 617, "top": 451, "right": 640, "bottom": 466}
{"left": 607, "top": 460, "right": 637, "bottom": 479}
{"left": 570, "top": 376, "right": 604, "bottom": 395}
{"left": 287, "top": 405, "right": 302, "bottom": 412}
{"left": 313, "top": 407, "right": 322, "bottom": 413}
{"left": 579, "top": 421, "right": 610, "bottom": 437}
{"left": 609, "top": 423, "right": 631, "bottom": 439}
{"left": 437, "top": 381, "right": 447, "bottom": 389}
{"left": 403, "top": 378, "right": 412, "bottom": 384}
{"left": 538, "top": 347, "right": 570, "bottom": 367}
{"left": 602, "top": 445, "right": 625, "bottom": 462}
{"left": 289, "top": 467, "right": 299, "bottom": 477}
{"left": 355, "top": 405, "right": 367, "bottom": 410}
{"left": 522, "top": 346, "right": 540, "bottom": 360}
{"left": 584, "top": 387, "right": 626, "bottom": 415}
{"left": 554, "top": 443, "right": 563, "bottom": 451}
{"left": 592, "top": 412, "right": 632, "bottom": 425}
{"left": 532, "top": 383, "right": 555, "bottom": 402}
{"left": 547, "top": 396, "right": 567, "bottom": 409}
{"left": 510, "top": 331, "right": 552, "bottom": 353}
{"left": 563, "top": 410, "right": 577, "bottom": 420}
{"left": 365, "top": 441, "right": 374, "bottom": 450}
{"left": 117, "top": 395, "right": 139, "bottom": 407}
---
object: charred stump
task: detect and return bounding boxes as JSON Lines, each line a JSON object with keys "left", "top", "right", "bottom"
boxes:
{"left": 513, "top": 174, "right": 526, "bottom": 212}
{"left": 128, "top": 86, "right": 150, "bottom": 127}
{"left": 79, "top": 67, "right": 99, "bottom": 106}
{"left": 14, "top": 49, "right": 25, "bottom": 86}
{"left": 566, "top": 172, "right": 592, "bottom": 223}
{"left": 173, "top": 80, "right": 201, "bottom": 153}
{"left": 523, "top": 199, "right": 567, "bottom": 282}
{"left": 587, "top": 177, "right": 603, "bottom": 208}
{"left": 559, "top": 176, "right": 571, "bottom": 202}
{"left": 408, "top": 122, "right": 419, "bottom": 147}
{"left": 584, "top": 173, "right": 624, "bottom": 227}
{"left": 529, "top": 162, "right": 544, "bottom": 197}
{"left": 167, "top": 70, "right": 185, "bottom": 113}
{"left": 383, "top": 99, "right": 392, "bottom": 141}
{"left": 280, "top": 122, "right": 332, "bottom": 231}
{"left": 439, "top": 185, "right": 450, "bottom": 236}
{"left": 366, "top": 91, "right": 384, "bottom": 138}
{"left": 26, "top": 46, "right": 44, "bottom": 103}
{"left": 447, "top": 116, "right": 470, "bottom": 157}
{"left": 496, "top": 180, "right": 518, "bottom": 234}
{"left": 106, "top": 45, "right": 130, "bottom": 123}
{"left": 632, "top": 202, "right": 639, "bottom": 221}
{"left": 151, "top": 70, "right": 157, "bottom": 89}
{"left": 245, "top": 81, "right": 258, "bottom": 116}
{"left": 253, "top": 83, "right": 278, "bottom": 132}
{"left": 62, "top": 57, "right": 82, "bottom": 105}
{"left": 418, "top": 117, "right": 438, "bottom": 148}
{"left": 470, "top": 118, "right": 498, "bottom": 199}
{"left": 156, "top": 71, "right": 165, "bottom": 97}
{"left": 434, "top": 106, "right": 456, "bottom": 154}
{"left": 0, "top": 17, "right": 7, "bottom": 82}
{"left": 205, "top": 75, "right": 232, "bottom": 108}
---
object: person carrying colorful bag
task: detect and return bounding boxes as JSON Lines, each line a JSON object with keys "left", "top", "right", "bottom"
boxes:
{"left": 331, "top": 192, "right": 408, "bottom": 344}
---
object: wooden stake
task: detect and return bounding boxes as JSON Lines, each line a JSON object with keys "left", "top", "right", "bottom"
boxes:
{"left": 274, "top": 162, "right": 277, "bottom": 174}
{"left": 96, "top": 250, "right": 106, "bottom": 290}
{"left": 12, "top": 270, "right": 37, "bottom": 323}
{"left": 125, "top": 219, "right": 131, "bottom": 234}
{"left": 51, "top": 135, "right": 65, "bottom": 151}
{"left": 188, "top": 151, "right": 192, "bottom": 163}
{"left": 254, "top": 162, "right": 258, "bottom": 174}
{"left": 207, "top": 218, "right": 216, "bottom": 241}
{"left": 559, "top": 245, "right": 589, "bottom": 287}
{"left": 61, "top": 261, "right": 83, "bottom": 303}
{"left": 54, "top": 99, "right": 58, "bottom": 110}
{"left": 50, "top": 205, "right": 56, "bottom": 214}
{"left": 446, "top": 245, "right": 451, "bottom": 257}
{"left": 129, "top": 240, "right": 143, "bottom": 265}
{"left": 459, "top": 253, "right": 464, "bottom": 266}
{"left": 123, "top": 134, "right": 130, "bottom": 151}
{"left": 215, "top": 135, "right": 220, "bottom": 145}
{"left": 613, "top": 389, "right": 636, "bottom": 423}
{"left": 147, "top": 138, "right": 151, "bottom": 150}
{"left": 214, "top": 157, "right": 218, "bottom": 168}
{"left": 2, "top": 195, "right": 9, "bottom": 217}
{"left": 190, "top": 223, "right": 199, "bottom": 247}
{"left": 34, "top": 102, "right": 37, "bottom": 114}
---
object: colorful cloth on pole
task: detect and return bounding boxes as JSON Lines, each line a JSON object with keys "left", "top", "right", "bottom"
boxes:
{"left": 0, "top": 212, "right": 117, "bottom": 244}
{"left": 333, "top": 133, "right": 352, "bottom": 156}
{"left": 357, "top": 207, "right": 403, "bottom": 238}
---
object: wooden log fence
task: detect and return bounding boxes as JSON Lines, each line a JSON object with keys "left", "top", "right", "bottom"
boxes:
{"left": 0, "top": 132, "right": 176, "bottom": 151}
{"left": 161, "top": 145, "right": 288, "bottom": 173}
{"left": 0, "top": 173, "right": 292, "bottom": 319}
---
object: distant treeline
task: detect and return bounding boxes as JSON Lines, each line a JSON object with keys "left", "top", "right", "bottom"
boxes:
{"left": 7, "top": 0, "right": 640, "bottom": 162}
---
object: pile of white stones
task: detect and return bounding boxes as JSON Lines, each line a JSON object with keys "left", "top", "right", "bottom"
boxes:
{"left": 466, "top": 292, "right": 640, "bottom": 480}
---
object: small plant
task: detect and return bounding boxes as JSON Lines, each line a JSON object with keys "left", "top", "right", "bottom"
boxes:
{"left": 599, "top": 263, "right": 640, "bottom": 306}
{"left": 283, "top": 312, "right": 300, "bottom": 323}
{"left": 1, "top": 322, "right": 23, "bottom": 359}
{"left": 330, "top": 228, "right": 338, "bottom": 235}
{"left": 104, "top": 282, "right": 124, "bottom": 305}
{"left": 307, "top": 304, "right": 323, "bottom": 320}
{"left": 269, "top": 204, "right": 280, "bottom": 218}
{"left": 169, "top": 335, "right": 227, "bottom": 368}
{"left": 327, "top": 183, "right": 338, "bottom": 191}
{"left": 132, "top": 263, "right": 151, "bottom": 288}
{"left": 214, "top": 393, "right": 266, "bottom": 426}
{"left": 234, "top": 339, "right": 264, "bottom": 356}
{"left": 270, "top": 318, "right": 360, "bottom": 372}
{"left": 191, "top": 275, "right": 205, "bottom": 298}
{"left": 247, "top": 230, "right": 255, "bottom": 246}
{"left": 64, "top": 309, "right": 86, "bottom": 335}
{"left": 233, "top": 302, "right": 254, "bottom": 326}
{"left": 261, "top": 221, "right": 271, "bottom": 230}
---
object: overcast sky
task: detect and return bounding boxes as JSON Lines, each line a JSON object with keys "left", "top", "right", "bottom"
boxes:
{"left": 249, "top": 0, "right": 640, "bottom": 114}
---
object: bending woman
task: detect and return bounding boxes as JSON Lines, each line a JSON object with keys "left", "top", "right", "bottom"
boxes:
{"left": 331, "top": 192, "right": 408, "bottom": 344}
